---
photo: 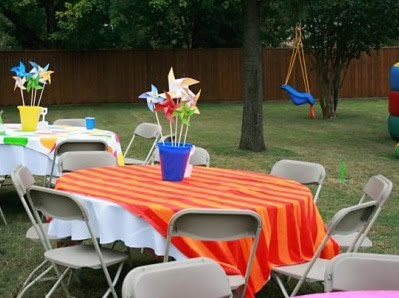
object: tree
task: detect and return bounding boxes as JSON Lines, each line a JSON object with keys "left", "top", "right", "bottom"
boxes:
{"left": 303, "top": 0, "right": 399, "bottom": 118}
{"left": 239, "top": 0, "right": 266, "bottom": 151}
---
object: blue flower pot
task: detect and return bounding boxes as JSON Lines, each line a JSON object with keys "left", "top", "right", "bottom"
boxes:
{"left": 158, "top": 142, "right": 192, "bottom": 181}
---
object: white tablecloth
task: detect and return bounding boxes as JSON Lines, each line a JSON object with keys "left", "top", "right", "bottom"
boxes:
{"left": 48, "top": 193, "right": 185, "bottom": 260}
{"left": 0, "top": 124, "right": 124, "bottom": 175}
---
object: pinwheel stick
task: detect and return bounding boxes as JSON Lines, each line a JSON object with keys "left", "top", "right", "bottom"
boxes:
{"left": 183, "top": 117, "right": 190, "bottom": 146}
{"left": 30, "top": 90, "right": 33, "bottom": 106}
{"left": 178, "top": 121, "right": 185, "bottom": 146}
{"left": 154, "top": 111, "right": 165, "bottom": 145}
{"left": 20, "top": 89, "right": 25, "bottom": 106}
{"left": 169, "top": 122, "right": 174, "bottom": 146}
{"left": 37, "top": 84, "right": 45, "bottom": 107}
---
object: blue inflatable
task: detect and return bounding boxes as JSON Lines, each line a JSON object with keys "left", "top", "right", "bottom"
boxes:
{"left": 281, "top": 84, "right": 315, "bottom": 106}
{"left": 390, "top": 64, "right": 399, "bottom": 92}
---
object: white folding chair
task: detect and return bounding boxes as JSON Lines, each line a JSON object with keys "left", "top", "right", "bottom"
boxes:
{"left": 270, "top": 159, "right": 326, "bottom": 203}
{"left": 11, "top": 165, "right": 69, "bottom": 298}
{"left": 324, "top": 253, "right": 399, "bottom": 292}
{"left": 58, "top": 151, "right": 118, "bottom": 175}
{"left": 53, "top": 118, "right": 86, "bottom": 127}
{"left": 272, "top": 200, "right": 378, "bottom": 297}
{"left": 163, "top": 209, "right": 262, "bottom": 298}
{"left": 152, "top": 146, "right": 210, "bottom": 167}
{"left": 122, "top": 257, "right": 232, "bottom": 298}
{"left": 333, "top": 175, "right": 393, "bottom": 250}
{"left": 46, "top": 139, "right": 108, "bottom": 187}
{"left": 123, "top": 123, "right": 161, "bottom": 165}
{"left": 27, "top": 186, "right": 128, "bottom": 298}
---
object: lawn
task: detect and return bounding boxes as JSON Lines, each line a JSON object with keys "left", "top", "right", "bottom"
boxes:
{"left": 0, "top": 98, "right": 398, "bottom": 297}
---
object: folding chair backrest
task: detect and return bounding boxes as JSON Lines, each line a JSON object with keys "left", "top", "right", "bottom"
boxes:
{"left": 122, "top": 257, "right": 232, "bottom": 298}
{"left": 361, "top": 175, "right": 393, "bottom": 206}
{"left": 189, "top": 147, "right": 210, "bottom": 167}
{"left": 164, "top": 209, "right": 262, "bottom": 298}
{"left": 58, "top": 151, "right": 117, "bottom": 173}
{"left": 270, "top": 159, "right": 326, "bottom": 203}
{"left": 325, "top": 253, "right": 399, "bottom": 292}
{"left": 134, "top": 123, "right": 161, "bottom": 139}
{"left": 271, "top": 159, "right": 325, "bottom": 185}
{"left": 48, "top": 139, "right": 108, "bottom": 186}
{"left": 328, "top": 201, "right": 377, "bottom": 238}
{"left": 53, "top": 118, "right": 86, "bottom": 127}
{"left": 123, "top": 123, "right": 161, "bottom": 164}
{"left": 11, "top": 165, "right": 35, "bottom": 198}
{"left": 28, "top": 186, "right": 88, "bottom": 222}
{"left": 288, "top": 201, "right": 379, "bottom": 297}
{"left": 56, "top": 139, "right": 108, "bottom": 155}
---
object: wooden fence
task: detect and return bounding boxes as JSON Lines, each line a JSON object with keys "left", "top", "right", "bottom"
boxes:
{"left": 1, "top": 48, "right": 399, "bottom": 106}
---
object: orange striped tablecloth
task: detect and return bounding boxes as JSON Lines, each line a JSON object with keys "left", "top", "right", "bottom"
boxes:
{"left": 55, "top": 165, "right": 338, "bottom": 297}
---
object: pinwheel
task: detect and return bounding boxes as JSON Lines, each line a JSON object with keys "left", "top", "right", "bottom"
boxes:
{"left": 163, "top": 67, "right": 199, "bottom": 99}
{"left": 154, "top": 92, "right": 178, "bottom": 145}
{"left": 11, "top": 61, "right": 54, "bottom": 106}
{"left": 26, "top": 76, "right": 43, "bottom": 106}
{"left": 13, "top": 76, "right": 26, "bottom": 105}
{"left": 138, "top": 84, "right": 166, "bottom": 143}
{"left": 138, "top": 84, "right": 164, "bottom": 112}
{"left": 154, "top": 92, "right": 177, "bottom": 122}
{"left": 10, "top": 62, "right": 29, "bottom": 78}
{"left": 37, "top": 69, "right": 54, "bottom": 106}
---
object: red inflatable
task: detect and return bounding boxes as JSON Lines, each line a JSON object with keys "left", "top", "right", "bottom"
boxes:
{"left": 389, "top": 90, "right": 399, "bottom": 116}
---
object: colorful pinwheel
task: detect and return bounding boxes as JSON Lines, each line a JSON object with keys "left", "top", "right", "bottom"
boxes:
{"left": 155, "top": 92, "right": 177, "bottom": 122}
{"left": 11, "top": 61, "right": 54, "bottom": 106}
{"left": 10, "top": 62, "right": 29, "bottom": 78}
{"left": 139, "top": 84, "right": 164, "bottom": 112}
{"left": 12, "top": 76, "right": 26, "bottom": 91}
{"left": 164, "top": 67, "right": 199, "bottom": 99}
{"left": 138, "top": 68, "right": 200, "bottom": 147}
{"left": 26, "top": 76, "right": 43, "bottom": 92}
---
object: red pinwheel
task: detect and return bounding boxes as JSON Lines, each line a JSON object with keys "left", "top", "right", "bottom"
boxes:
{"left": 155, "top": 92, "right": 178, "bottom": 122}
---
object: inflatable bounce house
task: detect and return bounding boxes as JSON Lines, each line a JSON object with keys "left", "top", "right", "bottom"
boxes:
{"left": 388, "top": 62, "right": 399, "bottom": 141}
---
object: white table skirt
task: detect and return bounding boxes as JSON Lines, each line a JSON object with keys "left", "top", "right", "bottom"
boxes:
{"left": 48, "top": 193, "right": 186, "bottom": 260}
{"left": 0, "top": 145, "right": 60, "bottom": 176}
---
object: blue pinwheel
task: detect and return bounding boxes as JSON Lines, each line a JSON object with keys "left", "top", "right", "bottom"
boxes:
{"left": 10, "top": 61, "right": 29, "bottom": 78}
{"left": 138, "top": 84, "right": 164, "bottom": 112}
{"left": 29, "top": 61, "right": 49, "bottom": 79}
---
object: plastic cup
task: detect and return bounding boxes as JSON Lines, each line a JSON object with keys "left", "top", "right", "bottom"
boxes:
{"left": 85, "top": 117, "right": 96, "bottom": 130}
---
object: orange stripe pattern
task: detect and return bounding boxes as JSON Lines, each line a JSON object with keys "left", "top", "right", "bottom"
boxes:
{"left": 55, "top": 165, "right": 338, "bottom": 297}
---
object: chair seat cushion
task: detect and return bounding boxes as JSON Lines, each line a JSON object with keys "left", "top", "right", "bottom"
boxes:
{"left": 124, "top": 157, "right": 145, "bottom": 165}
{"left": 26, "top": 223, "right": 68, "bottom": 241}
{"left": 272, "top": 258, "right": 330, "bottom": 282}
{"left": 332, "top": 233, "right": 373, "bottom": 249}
{"left": 44, "top": 245, "right": 128, "bottom": 269}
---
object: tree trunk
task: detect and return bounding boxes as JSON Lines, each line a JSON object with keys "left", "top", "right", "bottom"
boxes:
{"left": 239, "top": 0, "right": 266, "bottom": 151}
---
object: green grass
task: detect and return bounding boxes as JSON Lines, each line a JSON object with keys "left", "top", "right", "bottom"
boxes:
{"left": 0, "top": 99, "right": 398, "bottom": 297}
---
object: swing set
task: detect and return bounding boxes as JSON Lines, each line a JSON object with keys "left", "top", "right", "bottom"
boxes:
{"left": 281, "top": 24, "right": 316, "bottom": 119}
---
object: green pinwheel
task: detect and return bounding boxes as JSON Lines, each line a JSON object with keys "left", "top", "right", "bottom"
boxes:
{"left": 26, "top": 76, "right": 43, "bottom": 92}
{"left": 173, "top": 101, "right": 197, "bottom": 126}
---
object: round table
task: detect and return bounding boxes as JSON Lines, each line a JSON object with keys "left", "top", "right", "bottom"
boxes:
{"left": 53, "top": 165, "right": 338, "bottom": 297}
{"left": 0, "top": 123, "right": 124, "bottom": 175}
{"left": 298, "top": 291, "right": 399, "bottom": 297}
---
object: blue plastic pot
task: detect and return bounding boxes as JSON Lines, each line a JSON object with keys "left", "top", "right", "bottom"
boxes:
{"left": 158, "top": 142, "right": 192, "bottom": 181}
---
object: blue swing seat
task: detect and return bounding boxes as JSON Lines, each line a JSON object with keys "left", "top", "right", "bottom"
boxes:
{"left": 281, "top": 84, "right": 315, "bottom": 106}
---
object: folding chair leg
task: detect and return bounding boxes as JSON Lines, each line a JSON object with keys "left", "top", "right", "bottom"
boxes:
{"left": 45, "top": 267, "right": 72, "bottom": 298}
{"left": 0, "top": 205, "right": 7, "bottom": 225}
{"left": 17, "top": 263, "right": 54, "bottom": 298}
{"left": 20, "top": 260, "right": 48, "bottom": 290}
{"left": 102, "top": 262, "right": 125, "bottom": 298}
{"left": 272, "top": 273, "right": 290, "bottom": 298}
